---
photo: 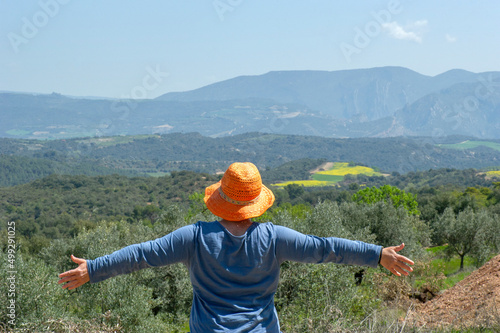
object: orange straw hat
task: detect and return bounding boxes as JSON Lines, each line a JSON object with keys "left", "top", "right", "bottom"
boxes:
{"left": 204, "top": 162, "right": 275, "bottom": 221}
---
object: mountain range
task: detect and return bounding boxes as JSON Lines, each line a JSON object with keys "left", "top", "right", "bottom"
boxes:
{"left": 1, "top": 66, "right": 499, "bottom": 139}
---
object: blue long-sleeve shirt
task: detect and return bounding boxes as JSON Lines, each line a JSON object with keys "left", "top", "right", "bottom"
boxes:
{"left": 87, "top": 221, "right": 382, "bottom": 332}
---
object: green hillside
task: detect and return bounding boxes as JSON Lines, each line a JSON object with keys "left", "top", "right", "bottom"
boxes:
{"left": 2, "top": 133, "right": 500, "bottom": 188}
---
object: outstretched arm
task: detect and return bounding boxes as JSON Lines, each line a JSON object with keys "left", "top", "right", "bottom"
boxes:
{"left": 379, "top": 243, "right": 414, "bottom": 276}
{"left": 275, "top": 225, "right": 382, "bottom": 267}
{"left": 58, "top": 255, "right": 89, "bottom": 290}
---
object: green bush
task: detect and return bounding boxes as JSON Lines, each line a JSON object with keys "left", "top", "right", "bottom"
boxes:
{"left": 33, "top": 209, "right": 193, "bottom": 332}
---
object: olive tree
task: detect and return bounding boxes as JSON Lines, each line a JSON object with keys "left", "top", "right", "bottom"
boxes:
{"left": 437, "top": 207, "right": 496, "bottom": 270}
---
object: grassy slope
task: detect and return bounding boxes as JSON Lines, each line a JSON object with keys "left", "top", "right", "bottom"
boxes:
{"left": 423, "top": 245, "right": 476, "bottom": 290}
{"left": 437, "top": 140, "right": 500, "bottom": 152}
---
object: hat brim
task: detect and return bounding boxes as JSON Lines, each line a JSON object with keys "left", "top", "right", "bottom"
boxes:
{"left": 204, "top": 181, "right": 275, "bottom": 221}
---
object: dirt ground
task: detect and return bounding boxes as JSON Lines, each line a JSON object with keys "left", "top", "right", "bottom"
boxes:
{"left": 409, "top": 254, "right": 500, "bottom": 330}
{"left": 309, "top": 162, "right": 334, "bottom": 174}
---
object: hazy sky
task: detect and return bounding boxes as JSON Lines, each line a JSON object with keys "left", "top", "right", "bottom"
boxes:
{"left": 1, "top": 1, "right": 499, "bottom": 98}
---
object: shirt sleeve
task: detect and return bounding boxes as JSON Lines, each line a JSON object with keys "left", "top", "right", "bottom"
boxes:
{"left": 274, "top": 225, "right": 382, "bottom": 268}
{"left": 87, "top": 224, "right": 196, "bottom": 283}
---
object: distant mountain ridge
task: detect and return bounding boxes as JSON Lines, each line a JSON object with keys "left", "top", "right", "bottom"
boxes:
{"left": 156, "top": 67, "right": 488, "bottom": 121}
{"left": 1, "top": 67, "right": 499, "bottom": 139}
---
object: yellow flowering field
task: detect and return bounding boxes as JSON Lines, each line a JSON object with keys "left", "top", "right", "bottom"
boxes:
{"left": 272, "top": 180, "right": 333, "bottom": 187}
{"left": 486, "top": 170, "right": 500, "bottom": 178}
{"left": 315, "top": 162, "right": 381, "bottom": 176}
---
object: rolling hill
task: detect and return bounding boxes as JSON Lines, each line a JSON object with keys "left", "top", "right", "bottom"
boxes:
{"left": 2, "top": 133, "right": 500, "bottom": 187}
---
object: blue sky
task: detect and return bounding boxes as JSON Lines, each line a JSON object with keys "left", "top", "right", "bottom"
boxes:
{"left": 1, "top": 0, "right": 499, "bottom": 98}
